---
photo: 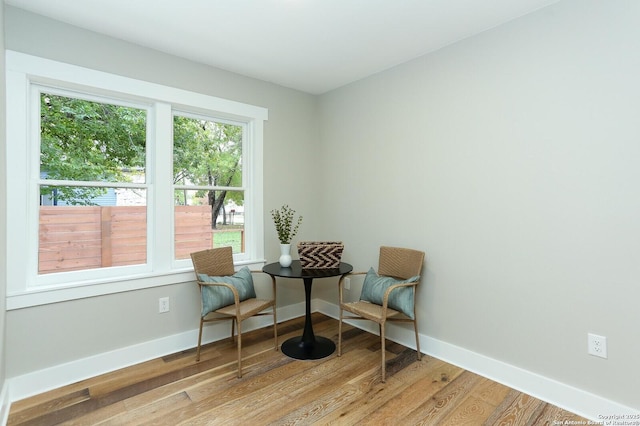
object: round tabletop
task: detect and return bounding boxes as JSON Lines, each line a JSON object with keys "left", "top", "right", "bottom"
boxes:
{"left": 262, "top": 260, "right": 353, "bottom": 279}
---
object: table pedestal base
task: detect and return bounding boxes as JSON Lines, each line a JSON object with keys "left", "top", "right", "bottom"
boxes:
{"left": 281, "top": 336, "right": 336, "bottom": 360}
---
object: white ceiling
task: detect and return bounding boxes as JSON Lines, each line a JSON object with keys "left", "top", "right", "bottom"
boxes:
{"left": 5, "top": 0, "right": 559, "bottom": 94}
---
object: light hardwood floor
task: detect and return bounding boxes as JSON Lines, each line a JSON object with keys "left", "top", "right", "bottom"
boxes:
{"left": 8, "top": 314, "right": 588, "bottom": 425}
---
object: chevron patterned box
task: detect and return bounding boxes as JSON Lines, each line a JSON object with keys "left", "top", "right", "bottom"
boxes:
{"left": 297, "top": 241, "right": 344, "bottom": 269}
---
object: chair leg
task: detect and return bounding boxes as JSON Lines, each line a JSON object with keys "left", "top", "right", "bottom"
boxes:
{"left": 273, "top": 306, "right": 279, "bottom": 351}
{"left": 230, "top": 318, "right": 236, "bottom": 343}
{"left": 413, "top": 319, "right": 422, "bottom": 361}
{"left": 196, "top": 318, "right": 204, "bottom": 362}
{"left": 337, "top": 307, "right": 343, "bottom": 357}
{"left": 380, "top": 323, "right": 386, "bottom": 383}
{"left": 236, "top": 320, "right": 243, "bottom": 378}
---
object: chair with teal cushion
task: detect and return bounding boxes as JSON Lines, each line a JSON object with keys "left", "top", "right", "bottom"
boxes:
{"left": 338, "top": 246, "right": 425, "bottom": 382}
{"left": 191, "top": 246, "right": 277, "bottom": 378}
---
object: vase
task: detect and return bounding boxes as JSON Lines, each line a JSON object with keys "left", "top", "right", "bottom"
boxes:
{"left": 279, "top": 243, "right": 292, "bottom": 267}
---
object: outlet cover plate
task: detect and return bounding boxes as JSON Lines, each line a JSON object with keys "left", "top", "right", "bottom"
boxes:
{"left": 588, "top": 333, "right": 607, "bottom": 359}
{"left": 159, "top": 297, "right": 170, "bottom": 313}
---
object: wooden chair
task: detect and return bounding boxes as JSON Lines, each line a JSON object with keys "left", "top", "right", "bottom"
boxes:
{"left": 190, "top": 246, "right": 277, "bottom": 378}
{"left": 338, "top": 246, "right": 425, "bottom": 382}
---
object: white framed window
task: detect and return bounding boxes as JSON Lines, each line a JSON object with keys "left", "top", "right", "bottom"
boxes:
{"left": 5, "top": 51, "right": 267, "bottom": 309}
{"left": 173, "top": 112, "right": 250, "bottom": 262}
{"left": 37, "top": 88, "right": 151, "bottom": 280}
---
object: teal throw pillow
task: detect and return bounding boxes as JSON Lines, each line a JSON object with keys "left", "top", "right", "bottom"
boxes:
{"left": 198, "top": 266, "right": 257, "bottom": 317}
{"left": 360, "top": 267, "right": 419, "bottom": 319}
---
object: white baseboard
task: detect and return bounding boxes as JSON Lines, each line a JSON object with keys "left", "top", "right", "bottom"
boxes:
{"left": 314, "top": 299, "right": 638, "bottom": 422}
{"left": 8, "top": 302, "right": 305, "bottom": 403}
{"left": 6, "top": 299, "right": 637, "bottom": 423}
{"left": 8, "top": 327, "right": 197, "bottom": 403}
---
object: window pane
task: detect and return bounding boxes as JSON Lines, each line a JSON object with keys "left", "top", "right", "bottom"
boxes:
{"left": 38, "top": 92, "right": 147, "bottom": 275}
{"left": 39, "top": 186, "right": 147, "bottom": 274}
{"left": 41, "top": 93, "right": 146, "bottom": 183}
{"left": 173, "top": 115, "right": 243, "bottom": 187}
{"left": 174, "top": 190, "right": 245, "bottom": 259}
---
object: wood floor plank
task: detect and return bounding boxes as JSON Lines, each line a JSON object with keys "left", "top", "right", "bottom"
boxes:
{"left": 96, "top": 391, "right": 192, "bottom": 426}
{"left": 438, "top": 395, "right": 496, "bottom": 426}
{"left": 483, "top": 391, "right": 547, "bottom": 426}
{"left": 472, "top": 377, "right": 513, "bottom": 408}
{"left": 7, "top": 388, "right": 91, "bottom": 425}
{"left": 534, "top": 402, "right": 589, "bottom": 425}
{"left": 320, "top": 356, "right": 463, "bottom": 425}
{"left": 401, "top": 370, "right": 490, "bottom": 425}
{"left": 59, "top": 400, "right": 129, "bottom": 426}
{"left": 8, "top": 314, "right": 590, "bottom": 426}
{"left": 88, "top": 358, "right": 181, "bottom": 398}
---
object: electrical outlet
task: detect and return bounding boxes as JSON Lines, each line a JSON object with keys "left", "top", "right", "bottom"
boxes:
{"left": 588, "top": 333, "right": 607, "bottom": 359}
{"left": 159, "top": 297, "right": 170, "bottom": 313}
{"left": 344, "top": 277, "right": 351, "bottom": 291}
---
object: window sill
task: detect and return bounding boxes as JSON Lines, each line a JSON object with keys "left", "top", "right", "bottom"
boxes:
{"left": 6, "top": 259, "right": 267, "bottom": 310}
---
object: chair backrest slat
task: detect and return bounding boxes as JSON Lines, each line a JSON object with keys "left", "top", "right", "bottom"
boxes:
{"left": 378, "top": 246, "right": 425, "bottom": 280}
{"left": 190, "top": 246, "right": 235, "bottom": 278}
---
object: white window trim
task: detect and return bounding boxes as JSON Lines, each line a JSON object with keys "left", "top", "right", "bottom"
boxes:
{"left": 5, "top": 51, "right": 267, "bottom": 310}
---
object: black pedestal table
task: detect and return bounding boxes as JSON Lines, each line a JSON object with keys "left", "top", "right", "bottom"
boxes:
{"left": 262, "top": 260, "right": 353, "bottom": 360}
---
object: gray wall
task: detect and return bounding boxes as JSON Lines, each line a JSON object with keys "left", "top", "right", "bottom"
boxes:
{"left": 4, "top": 6, "right": 321, "bottom": 377}
{"left": 317, "top": 0, "right": 639, "bottom": 409}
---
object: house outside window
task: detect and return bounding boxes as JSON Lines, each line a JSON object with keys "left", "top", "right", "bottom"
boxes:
{"left": 5, "top": 51, "right": 267, "bottom": 309}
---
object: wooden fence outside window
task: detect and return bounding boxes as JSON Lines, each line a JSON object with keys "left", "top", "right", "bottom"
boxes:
{"left": 38, "top": 205, "right": 225, "bottom": 274}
